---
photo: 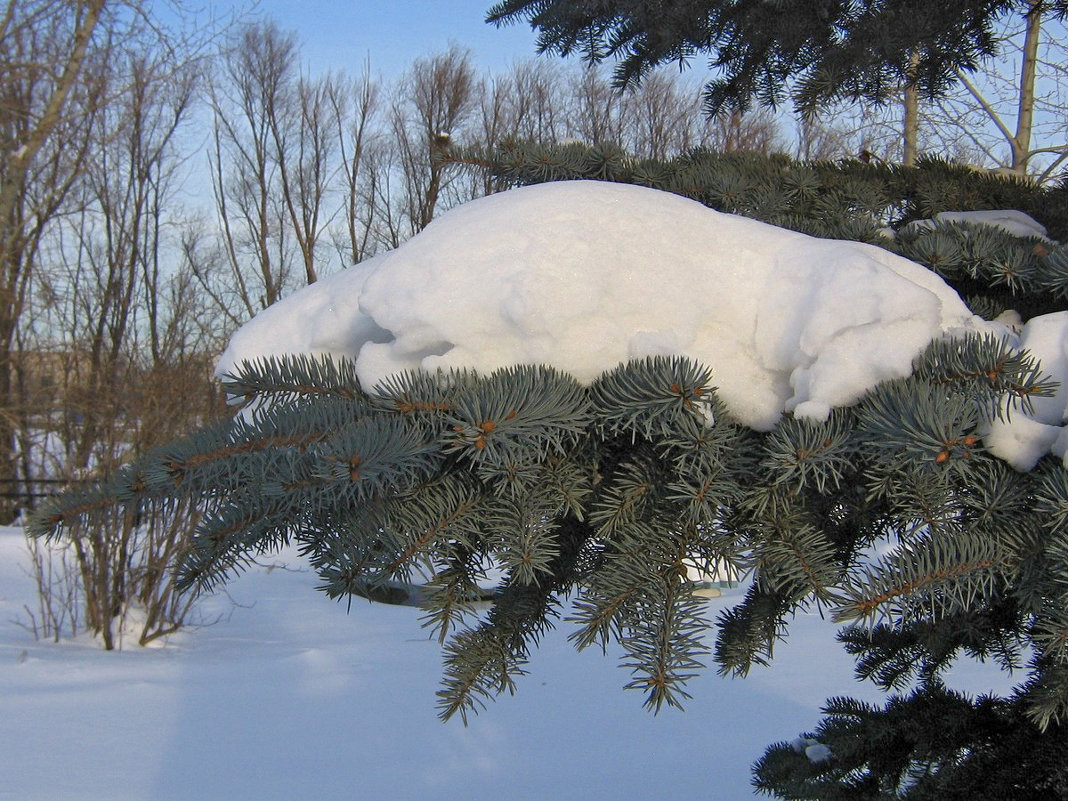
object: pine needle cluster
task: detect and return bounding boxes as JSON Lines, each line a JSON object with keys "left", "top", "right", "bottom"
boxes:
{"left": 486, "top": 1, "right": 1068, "bottom": 117}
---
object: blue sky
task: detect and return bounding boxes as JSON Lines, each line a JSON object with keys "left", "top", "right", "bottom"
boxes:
{"left": 239, "top": 1, "right": 545, "bottom": 78}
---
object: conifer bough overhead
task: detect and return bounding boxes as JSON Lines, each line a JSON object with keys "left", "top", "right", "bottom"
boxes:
{"left": 30, "top": 155, "right": 1068, "bottom": 792}
{"left": 486, "top": 0, "right": 1068, "bottom": 113}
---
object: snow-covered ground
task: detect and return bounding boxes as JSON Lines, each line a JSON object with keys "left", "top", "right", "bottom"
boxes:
{"left": 0, "top": 526, "right": 1017, "bottom": 800}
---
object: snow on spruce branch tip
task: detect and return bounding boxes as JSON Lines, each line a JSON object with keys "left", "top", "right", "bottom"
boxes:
{"left": 216, "top": 180, "right": 1067, "bottom": 471}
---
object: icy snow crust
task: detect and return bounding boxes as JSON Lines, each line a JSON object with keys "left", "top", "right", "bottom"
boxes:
{"left": 219, "top": 180, "right": 987, "bottom": 431}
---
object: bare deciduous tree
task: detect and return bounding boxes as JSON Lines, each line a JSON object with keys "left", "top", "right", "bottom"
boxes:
{"left": 10, "top": 3, "right": 226, "bottom": 648}
{"left": 276, "top": 73, "right": 340, "bottom": 284}
{"left": 0, "top": 0, "right": 107, "bottom": 522}
{"left": 702, "top": 107, "right": 784, "bottom": 156}
{"left": 66, "top": 50, "right": 198, "bottom": 469}
{"left": 329, "top": 62, "right": 380, "bottom": 265}
{"left": 504, "top": 59, "right": 565, "bottom": 144}
{"left": 208, "top": 20, "right": 298, "bottom": 316}
{"left": 621, "top": 71, "right": 705, "bottom": 160}
{"left": 934, "top": 2, "right": 1068, "bottom": 181}
{"left": 388, "top": 45, "right": 479, "bottom": 234}
{"left": 567, "top": 66, "right": 627, "bottom": 147}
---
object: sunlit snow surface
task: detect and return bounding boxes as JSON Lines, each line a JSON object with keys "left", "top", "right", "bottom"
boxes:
{"left": 986, "top": 310, "right": 1068, "bottom": 469}
{"left": 0, "top": 528, "right": 1018, "bottom": 801}
{"left": 219, "top": 181, "right": 992, "bottom": 431}
{"left": 907, "top": 208, "right": 1051, "bottom": 240}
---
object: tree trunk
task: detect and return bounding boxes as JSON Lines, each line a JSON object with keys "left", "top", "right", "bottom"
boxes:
{"left": 1012, "top": 0, "right": 1042, "bottom": 175}
{"left": 902, "top": 52, "right": 920, "bottom": 167}
{"left": 0, "top": 0, "right": 106, "bottom": 522}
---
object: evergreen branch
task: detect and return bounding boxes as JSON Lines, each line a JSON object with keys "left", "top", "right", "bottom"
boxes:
{"left": 1021, "top": 663, "right": 1068, "bottom": 731}
{"left": 28, "top": 455, "right": 200, "bottom": 540}
{"left": 1036, "top": 246, "right": 1068, "bottom": 300}
{"left": 861, "top": 460, "right": 961, "bottom": 539}
{"left": 160, "top": 431, "right": 322, "bottom": 486}
{"left": 658, "top": 401, "right": 746, "bottom": 476}
{"left": 313, "top": 415, "right": 441, "bottom": 504}
{"left": 588, "top": 457, "right": 660, "bottom": 538}
{"left": 753, "top": 682, "right": 1068, "bottom": 798}
{"left": 175, "top": 502, "right": 298, "bottom": 593}
{"left": 858, "top": 378, "right": 981, "bottom": 467}
{"left": 568, "top": 512, "right": 702, "bottom": 665}
{"left": 370, "top": 368, "right": 472, "bottom": 418}
{"left": 840, "top": 598, "right": 1026, "bottom": 692}
{"left": 437, "top": 513, "right": 588, "bottom": 723}
{"left": 220, "top": 353, "right": 369, "bottom": 405}
{"left": 385, "top": 493, "right": 482, "bottom": 577}
{"left": 591, "top": 356, "right": 716, "bottom": 438}
{"left": 144, "top": 400, "right": 361, "bottom": 495}
{"left": 1030, "top": 604, "right": 1068, "bottom": 665}
{"left": 620, "top": 577, "right": 709, "bottom": 713}
{"left": 834, "top": 535, "right": 1005, "bottom": 624}
{"left": 443, "top": 365, "right": 589, "bottom": 462}
{"left": 914, "top": 333, "right": 1057, "bottom": 421}
{"left": 29, "top": 484, "right": 136, "bottom": 539}
{"left": 956, "top": 460, "right": 1043, "bottom": 563}
{"left": 761, "top": 411, "right": 856, "bottom": 494}
{"left": 420, "top": 561, "right": 490, "bottom": 645}
{"left": 666, "top": 468, "right": 738, "bottom": 526}
{"left": 714, "top": 584, "right": 792, "bottom": 677}
{"left": 755, "top": 520, "right": 842, "bottom": 604}
{"left": 437, "top": 625, "right": 527, "bottom": 725}
{"left": 1035, "top": 462, "right": 1068, "bottom": 533}
{"left": 537, "top": 453, "right": 595, "bottom": 520}
{"left": 482, "top": 494, "right": 562, "bottom": 587}
{"left": 568, "top": 585, "right": 640, "bottom": 653}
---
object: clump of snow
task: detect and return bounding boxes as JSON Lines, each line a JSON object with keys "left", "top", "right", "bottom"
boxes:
{"left": 937, "top": 210, "right": 1049, "bottom": 240}
{"left": 805, "top": 743, "right": 833, "bottom": 763}
{"left": 219, "top": 181, "right": 988, "bottom": 431}
{"left": 993, "top": 308, "right": 1024, "bottom": 334}
{"left": 895, "top": 210, "right": 1068, "bottom": 471}
{"left": 790, "top": 736, "right": 833, "bottom": 763}
{"left": 984, "top": 311, "right": 1068, "bottom": 470}
{"left": 904, "top": 209, "right": 1050, "bottom": 240}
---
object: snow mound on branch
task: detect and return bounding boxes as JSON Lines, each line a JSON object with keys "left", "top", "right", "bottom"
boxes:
{"left": 218, "top": 180, "right": 987, "bottom": 430}
{"left": 913, "top": 209, "right": 1050, "bottom": 240}
{"left": 984, "top": 311, "right": 1068, "bottom": 471}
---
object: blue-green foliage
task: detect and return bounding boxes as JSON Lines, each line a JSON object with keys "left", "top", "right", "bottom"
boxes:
{"left": 29, "top": 339, "right": 1068, "bottom": 737}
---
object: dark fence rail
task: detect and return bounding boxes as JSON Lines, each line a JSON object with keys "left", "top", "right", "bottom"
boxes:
{"left": 0, "top": 477, "right": 84, "bottom": 502}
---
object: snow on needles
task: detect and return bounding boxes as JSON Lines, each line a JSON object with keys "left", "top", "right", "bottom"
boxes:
{"left": 984, "top": 311, "right": 1068, "bottom": 470}
{"left": 219, "top": 180, "right": 994, "bottom": 432}
{"left": 216, "top": 181, "right": 1068, "bottom": 469}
